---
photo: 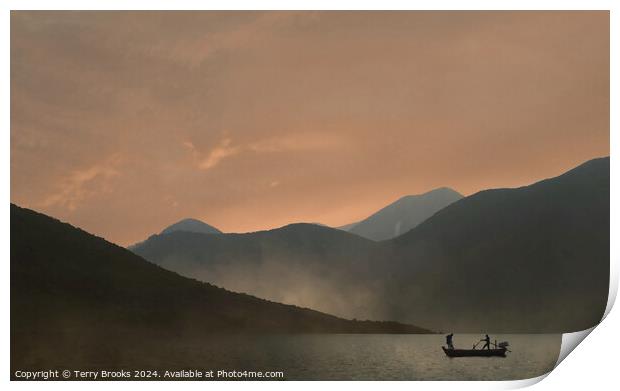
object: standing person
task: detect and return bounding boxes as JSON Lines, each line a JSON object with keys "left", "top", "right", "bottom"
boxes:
{"left": 481, "top": 334, "right": 491, "bottom": 350}
{"left": 446, "top": 333, "right": 454, "bottom": 350}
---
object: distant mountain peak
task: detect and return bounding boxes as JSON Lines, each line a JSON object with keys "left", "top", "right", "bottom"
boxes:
{"left": 397, "top": 187, "right": 461, "bottom": 200}
{"left": 344, "top": 187, "right": 463, "bottom": 241}
{"left": 161, "top": 218, "right": 222, "bottom": 235}
{"left": 427, "top": 186, "right": 462, "bottom": 195}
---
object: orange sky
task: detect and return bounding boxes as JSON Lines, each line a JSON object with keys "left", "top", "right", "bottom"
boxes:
{"left": 11, "top": 11, "right": 609, "bottom": 246}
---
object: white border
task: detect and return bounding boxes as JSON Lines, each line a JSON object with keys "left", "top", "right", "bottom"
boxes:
{"left": 2, "top": 1, "right": 617, "bottom": 389}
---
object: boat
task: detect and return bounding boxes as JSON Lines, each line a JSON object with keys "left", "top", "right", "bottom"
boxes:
{"left": 442, "top": 346, "right": 507, "bottom": 357}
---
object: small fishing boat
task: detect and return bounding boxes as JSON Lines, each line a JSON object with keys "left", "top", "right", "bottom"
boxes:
{"left": 442, "top": 346, "right": 507, "bottom": 357}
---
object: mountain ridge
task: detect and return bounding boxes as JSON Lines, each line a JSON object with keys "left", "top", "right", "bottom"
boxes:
{"left": 132, "top": 157, "right": 609, "bottom": 332}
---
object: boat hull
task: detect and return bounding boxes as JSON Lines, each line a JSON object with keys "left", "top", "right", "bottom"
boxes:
{"left": 442, "top": 346, "right": 507, "bottom": 357}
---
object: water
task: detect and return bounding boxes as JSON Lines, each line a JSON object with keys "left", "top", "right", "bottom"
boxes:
{"left": 135, "top": 334, "right": 562, "bottom": 380}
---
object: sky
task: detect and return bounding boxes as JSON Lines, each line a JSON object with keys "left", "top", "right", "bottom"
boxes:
{"left": 11, "top": 11, "right": 609, "bottom": 246}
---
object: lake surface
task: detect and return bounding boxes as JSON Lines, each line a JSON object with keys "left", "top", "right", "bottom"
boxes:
{"left": 135, "top": 334, "right": 562, "bottom": 380}
{"left": 15, "top": 333, "right": 562, "bottom": 380}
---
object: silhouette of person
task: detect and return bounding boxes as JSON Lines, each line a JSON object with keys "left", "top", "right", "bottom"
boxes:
{"left": 481, "top": 334, "right": 491, "bottom": 350}
{"left": 446, "top": 333, "right": 454, "bottom": 349}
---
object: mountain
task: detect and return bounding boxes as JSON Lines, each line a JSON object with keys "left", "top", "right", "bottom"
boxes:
{"left": 132, "top": 223, "right": 384, "bottom": 321}
{"left": 10, "top": 204, "right": 430, "bottom": 371}
{"left": 380, "top": 157, "right": 609, "bottom": 332}
{"left": 131, "top": 157, "right": 609, "bottom": 333}
{"left": 346, "top": 187, "right": 463, "bottom": 241}
{"left": 161, "top": 218, "right": 222, "bottom": 235}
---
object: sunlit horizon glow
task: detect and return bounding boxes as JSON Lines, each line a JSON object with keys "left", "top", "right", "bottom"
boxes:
{"left": 11, "top": 11, "right": 609, "bottom": 246}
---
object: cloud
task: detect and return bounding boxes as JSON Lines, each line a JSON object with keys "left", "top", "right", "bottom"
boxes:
{"left": 197, "top": 138, "right": 241, "bottom": 170}
{"left": 40, "top": 156, "right": 121, "bottom": 211}
{"left": 185, "top": 132, "right": 347, "bottom": 171}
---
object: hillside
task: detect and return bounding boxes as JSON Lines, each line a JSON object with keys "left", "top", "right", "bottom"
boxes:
{"left": 10, "top": 204, "right": 430, "bottom": 371}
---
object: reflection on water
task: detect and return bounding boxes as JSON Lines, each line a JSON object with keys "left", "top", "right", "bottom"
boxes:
{"left": 138, "top": 334, "right": 562, "bottom": 380}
